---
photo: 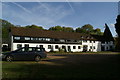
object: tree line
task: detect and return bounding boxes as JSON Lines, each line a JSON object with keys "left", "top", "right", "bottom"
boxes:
{"left": 1, "top": 19, "right": 103, "bottom": 39}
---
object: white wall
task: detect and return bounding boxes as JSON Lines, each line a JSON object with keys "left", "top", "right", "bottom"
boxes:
{"left": 12, "top": 41, "right": 102, "bottom": 52}
{"left": 82, "top": 41, "right": 101, "bottom": 52}
{"left": 12, "top": 43, "right": 83, "bottom": 52}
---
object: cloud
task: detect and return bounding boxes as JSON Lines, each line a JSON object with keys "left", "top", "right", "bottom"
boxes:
{"left": 65, "top": 0, "right": 75, "bottom": 12}
{"left": 2, "top": 2, "right": 73, "bottom": 29}
{"left": 12, "top": 2, "right": 32, "bottom": 14}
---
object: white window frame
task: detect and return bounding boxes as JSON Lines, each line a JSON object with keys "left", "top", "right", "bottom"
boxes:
{"left": 25, "top": 37, "right": 30, "bottom": 40}
{"left": 14, "top": 37, "right": 20, "bottom": 40}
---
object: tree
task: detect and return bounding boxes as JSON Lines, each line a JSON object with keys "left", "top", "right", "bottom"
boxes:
{"left": 81, "top": 24, "right": 94, "bottom": 33}
{"left": 75, "top": 27, "right": 86, "bottom": 33}
{"left": 62, "top": 27, "right": 74, "bottom": 32}
{"left": 25, "top": 24, "right": 44, "bottom": 29}
{"left": 115, "top": 15, "right": 120, "bottom": 37}
{"left": 49, "top": 26, "right": 62, "bottom": 31}
{"left": 115, "top": 15, "right": 120, "bottom": 51}
{"left": 76, "top": 24, "right": 103, "bottom": 35}
{"left": 49, "top": 26, "right": 74, "bottom": 32}
{"left": 91, "top": 28, "right": 103, "bottom": 35}
{"left": 2, "top": 19, "right": 15, "bottom": 38}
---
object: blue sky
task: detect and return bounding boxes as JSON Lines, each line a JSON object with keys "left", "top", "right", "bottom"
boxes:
{"left": 2, "top": 2, "right": 118, "bottom": 36}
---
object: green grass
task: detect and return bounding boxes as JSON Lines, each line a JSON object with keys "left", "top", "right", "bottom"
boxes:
{"left": 2, "top": 53, "right": 120, "bottom": 80}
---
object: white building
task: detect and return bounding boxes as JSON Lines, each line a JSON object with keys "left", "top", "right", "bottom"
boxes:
{"left": 2, "top": 24, "right": 115, "bottom": 52}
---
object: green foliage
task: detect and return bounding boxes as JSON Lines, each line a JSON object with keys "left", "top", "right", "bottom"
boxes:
{"left": 91, "top": 28, "right": 103, "bottom": 35}
{"left": 1, "top": 19, "right": 15, "bottom": 38}
{"left": 49, "top": 26, "right": 74, "bottom": 32}
{"left": 25, "top": 24, "right": 44, "bottom": 29}
{"left": 62, "top": 27, "right": 74, "bottom": 32}
{"left": 81, "top": 24, "right": 93, "bottom": 32}
{"left": 49, "top": 26, "right": 63, "bottom": 31}
{"left": 1, "top": 19, "right": 103, "bottom": 39}
{"left": 76, "top": 24, "right": 103, "bottom": 35}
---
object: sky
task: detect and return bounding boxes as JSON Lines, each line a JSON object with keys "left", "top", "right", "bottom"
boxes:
{"left": 2, "top": 2, "right": 118, "bottom": 36}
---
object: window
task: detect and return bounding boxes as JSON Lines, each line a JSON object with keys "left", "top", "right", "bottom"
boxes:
{"left": 90, "top": 37, "right": 94, "bottom": 39}
{"left": 43, "top": 38, "right": 46, "bottom": 41}
{"left": 48, "top": 45, "right": 52, "bottom": 49}
{"left": 90, "top": 41, "right": 92, "bottom": 43}
{"left": 25, "top": 37, "right": 30, "bottom": 40}
{"left": 106, "top": 47, "right": 109, "bottom": 50}
{"left": 93, "top": 41, "right": 95, "bottom": 43}
{"left": 28, "top": 48, "right": 33, "bottom": 52}
{"left": 110, "top": 46, "right": 113, "bottom": 50}
{"left": 55, "top": 45, "right": 59, "bottom": 49}
{"left": 62, "top": 46, "right": 65, "bottom": 49}
{"left": 31, "top": 38, "right": 34, "bottom": 40}
{"left": 73, "top": 46, "right": 76, "bottom": 49}
{"left": 90, "top": 46, "right": 92, "bottom": 49}
{"left": 36, "top": 48, "right": 45, "bottom": 52}
{"left": 81, "top": 36, "right": 84, "bottom": 38}
{"left": 67, "top": 40, "right": 71, "bottom": 42}
{"left": 93, "top": 46, "right": 96, "bottom": 49}
{"left": 17, "top": 48, "right": 25, "bottom": 52}
{"left": 36, "top": 38, "right": 38, "bottom": 40}
{"left": 46, "top": 38, "right": 51, "bottom": 41}
{"left": 17, "top": 44, "right": 22, "bottom": 49}
{"left": 38, "top": 38, "right": 41, "bottom": 40}
{"left": 110, "top": 41, "right": 113, "bottom": 44}
{"left": 14, "top": 37, "right": 20, "bottom": 40}
{"left": 106, "top": 42, "right": 108, "bottom": 44}
{"left": 60, "top": 39, "right": 65, "bottom": 42}
{"left": 78, "top": 46, "right": 81, "bottom": 49}
{"left": 25, "top": 44, "right": 29, "bottom": 48}
{"left": 83, "top": 40, "right": 87, "bottom": 42}
{"left": 39, "top": 45, "right": 43, "bottom": 48}
{"left": 86, "top": 36, "right": 89, "bottom": 39}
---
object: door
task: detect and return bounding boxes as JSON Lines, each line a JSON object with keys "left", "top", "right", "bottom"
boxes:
{"left": 101, "top": 46, "right": 105, "bottom": 51}
{"left": 67, "top": 46, "right": 71, "bottom": 52}
{"left": 83, "top": 45, "right": 88, "bottom": 52}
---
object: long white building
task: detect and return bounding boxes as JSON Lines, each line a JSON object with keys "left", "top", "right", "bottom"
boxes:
{"left": 3, "top": 24, "right": 114, "bottom": 52}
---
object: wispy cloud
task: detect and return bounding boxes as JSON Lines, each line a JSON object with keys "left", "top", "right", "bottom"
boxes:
{"left": 2, "top": 2, "right": 73, "bottom": 29}
{"left": 12, "top": 2, "right": 32, "bottom": 14}
{"left": 66, "top": 0, "right": 75, "bottom": 12}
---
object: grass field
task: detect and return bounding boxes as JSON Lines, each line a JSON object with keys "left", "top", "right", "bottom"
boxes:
{"left": 2, "top": 52, "right": 120, "bottom": 80}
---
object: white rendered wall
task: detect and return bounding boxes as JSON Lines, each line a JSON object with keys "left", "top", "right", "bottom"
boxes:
{"left": 12, "top": 43, "right": 83, "bottom": 52}
{"left": 12, "top": 41, "right": 102, "bottom": 52}
{"left": 82, "top": 41, "right": 101, "bottom": 52}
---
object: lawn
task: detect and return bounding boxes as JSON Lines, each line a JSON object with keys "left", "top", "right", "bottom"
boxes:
{"left": 2, "top": 52, "right": 120, "bottom": 80}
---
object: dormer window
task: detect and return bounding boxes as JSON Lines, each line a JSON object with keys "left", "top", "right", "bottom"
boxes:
{"left": 31, "top": 38, "right": 34, "bottom": 40}
{"left": 81, "top": 36, "right": 84, "bottom": 38}
{"left": 90, "top": 37, "right": 94, "bottom": 39}
{"left": 46, "top": 38, "right": 51, "bottom": 41}
{"left": 39, "top": 38, "right": 42, "bottom": 40}
{"left": 86, "top": 36, "right": 89, "bottom": 39}
{"left": 14, "top": 37, "right": 20, "bottom": 40}
{"left": 25, "top": 37, "right": 30, "bottom": 40}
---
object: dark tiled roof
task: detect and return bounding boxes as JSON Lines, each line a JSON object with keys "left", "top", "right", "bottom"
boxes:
{"left": 10, "top": 27, "right": 114, "bottom": 41}
{"left": 11, "top": 27, "right": 92, "bottom": 40}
